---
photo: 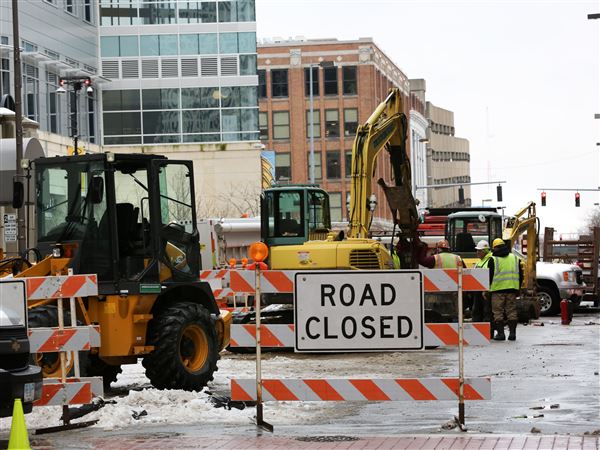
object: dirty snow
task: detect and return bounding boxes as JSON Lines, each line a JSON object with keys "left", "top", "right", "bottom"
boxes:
{"left": 0, "top": 349, "right": 449, "bottom": 432}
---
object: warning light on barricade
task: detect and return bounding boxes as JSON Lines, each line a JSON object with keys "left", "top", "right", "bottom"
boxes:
{"left": 241, "top": 257, "right": 248, "bottom": 268}
{"left": 249, "top": 242, "right": 268, "bottom": 262}
{"left": 229, "top": 258, "right": 237, "bottom": 268}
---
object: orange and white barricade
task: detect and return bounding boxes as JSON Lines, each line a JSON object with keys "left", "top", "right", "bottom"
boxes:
{"left": 232, "top": 377, "right": 491, "bottom": 402}
{"left": 229, "top": 322, "right": 491, "bottom": 349}
{"left": 26, "top": 274, "right": 103, "bottom": 407}
{"left": 203, "top": 268, "right": 492, "bottom": 349}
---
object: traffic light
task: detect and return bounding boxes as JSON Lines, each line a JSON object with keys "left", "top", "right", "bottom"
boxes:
{"left": 496, "top": 185, "right": 503, "bottom": 202}
{"left": 541, "top": 191, "right": 546, "bottom": 207}
{"left": 458, "top": 186, "right": 465, "bottom": 204}
{"left": 575, "top": 192, "right": 580, "bottom": 207}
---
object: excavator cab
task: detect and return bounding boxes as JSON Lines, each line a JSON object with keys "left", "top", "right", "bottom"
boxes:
{"left": 261, "top": 185, "right": 331, "bottom": 248}
{"left": 35, "top": 153, "right": 200, "bottom": 291}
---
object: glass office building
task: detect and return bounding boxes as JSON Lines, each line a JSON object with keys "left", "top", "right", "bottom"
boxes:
{"left": 99, "top": 0, "right": 259, "bottom": 145}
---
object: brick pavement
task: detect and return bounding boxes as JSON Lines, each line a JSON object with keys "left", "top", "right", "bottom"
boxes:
{"left": 27, "top": 434, "right": 600, "bottom": 449}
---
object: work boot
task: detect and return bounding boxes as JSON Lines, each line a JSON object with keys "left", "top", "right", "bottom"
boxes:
{"left": 508, "top": 320, "right": 517, "bottom": 341}
{"left": 493, "top": 322, "right": 506, "bottom": 341}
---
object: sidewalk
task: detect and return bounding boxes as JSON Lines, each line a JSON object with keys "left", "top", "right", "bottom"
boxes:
{"left": 28, "top": 433, "right": 600, "bottom": 449}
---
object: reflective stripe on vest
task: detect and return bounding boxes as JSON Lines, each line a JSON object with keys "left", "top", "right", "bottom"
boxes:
{"left": 475, "top": 252, "right": 492, "bottom": 268}
{"left": 490, "top": 253, "right": 520, "bottom": 292}
{"left": 434, "top": 252, "right": 461, "bottom": 268}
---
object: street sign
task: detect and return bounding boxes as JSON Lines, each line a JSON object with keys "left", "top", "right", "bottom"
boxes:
{"left": 294, "top": 271, "right": 424, "bottom": 352}
{"left": 3, "top": 213, "right": 17, "bottom": 243}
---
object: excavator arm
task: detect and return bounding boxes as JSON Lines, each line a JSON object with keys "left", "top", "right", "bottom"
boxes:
{"left": 503, "top": 201, "right": 538, "bottom": 292}
{"left": 348, "top": 88, "right": 419, "bottom": 243}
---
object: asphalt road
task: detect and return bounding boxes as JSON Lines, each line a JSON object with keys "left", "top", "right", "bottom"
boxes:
{"left": 2, "top": 312, "right": 599, "bottom": 448}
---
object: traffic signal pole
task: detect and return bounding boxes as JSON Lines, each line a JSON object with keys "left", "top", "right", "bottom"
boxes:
{"left": 537, "top": 188, "right": 600, "bottom": 207}
{"left": 12, "top": 0, "right": 26, "bottom": 254}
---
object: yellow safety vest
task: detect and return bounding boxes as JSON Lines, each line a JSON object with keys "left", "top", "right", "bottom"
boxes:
{"left": 434, "top": 252, "right": 461, "bottom": 268}
{"left": 490, "top": 254, "right": 520, "bottom": 292}
{"left": 475, "top": 251, "right": 492, "bottom": 268}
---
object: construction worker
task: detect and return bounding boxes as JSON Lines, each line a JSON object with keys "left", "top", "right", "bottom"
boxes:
{"left": 471, "top": 240, "right": 492, "bottom": 327}
{"left": 488, "top": 238, "right": 524, "bottom": 341}
{"left": 413, "top": 239, "right": 464, "bottom": 269}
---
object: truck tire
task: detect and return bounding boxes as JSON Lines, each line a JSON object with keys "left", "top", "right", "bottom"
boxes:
{"left": 538, "top": 285, "right": 560, "bottom": 316}
{"left": 143, "top": 302, "right": 219, "bottom": 391}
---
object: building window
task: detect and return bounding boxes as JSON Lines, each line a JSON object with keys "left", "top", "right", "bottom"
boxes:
{"left": 259, "top": 112, "right": 268, "bottom": 140}
{"left": 323, "top": 66, "right": 338, "bottom": 95}
{"left": 342, "top": 66, "right": 357, "bottom": 95}
{"left": 325, "top": 109, "right": 339, "bottom": 138}
{"left": 275, "top": 152, "right": 291, "bottom": 181}
{"left": 307, "top": 151, "right": 322, "bottom": 180}
{"left": 46, "top": 72, "right": 60, "bottom": 133}
{"left": 258, "top": 69, "right": 266, "bottom": 98}
{"left": 344, "top": 108, "right": 358, "bottom": 136}
{"left": 272, "top": 111, "right": 289, "bottom": 139}
{"left": 326, "top": 151, "right": 341, "bottom": 179}
{"left": 345, "top": 150, "right": 352, "bottom": 178}
{"left": 84, "top": 0, "right": 93, "bottom": 22}
{"left": 65, "top": 0, "right": 75, "bottom": 14}
{"left": 88, "top": 97, "right": 95, "bottom": 143}
{"left": 304, "top": 67, "right": 319, "bottom": 97}
{"left": 240, "top": 54, "right": 256, "bottom": 75}
{"left": 139, "top": 2, "right": 176, "bottom": 24}
{"left": 329, "top": 192, "right": 342, "bottom": 222}
{"left": 271, "top": 69, "right": 288, "bottom": 98}
{"left": 0, "top": 57, "right": 9, "bottom": 99}
{"left": 306, "top": 110, "right": 320, "bottom": 138}
{"left": 23, "top": 64, "right": 39, "bottom": 122}
{"left": 178, "top": 1, "right": 217, "bottom": 23}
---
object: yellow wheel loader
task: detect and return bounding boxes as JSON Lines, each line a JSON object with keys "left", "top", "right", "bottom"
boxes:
{"left": 1, "top": 153, "right": 231, "bottom": 390}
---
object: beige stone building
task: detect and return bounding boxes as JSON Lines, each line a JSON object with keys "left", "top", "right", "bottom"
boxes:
{"left": 425, "top": 102, "right": 471, "bottom": 207}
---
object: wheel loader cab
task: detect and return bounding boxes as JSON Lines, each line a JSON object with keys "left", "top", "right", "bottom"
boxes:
{"left": 35, "top": 153, "right": 200, "bottom": 291}
{"left": 261, "top": 186, "right": 331, "bottom": 248}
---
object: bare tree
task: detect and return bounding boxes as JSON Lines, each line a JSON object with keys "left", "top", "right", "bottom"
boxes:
{"left": 582, "top": 207, "right": 600, "bottom": 234}
{"left": 196, "top": 182, "right": 261, "bottom": 218}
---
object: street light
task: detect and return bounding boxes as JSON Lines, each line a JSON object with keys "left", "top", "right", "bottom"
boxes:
{"left": 308, "top": 60, "right": 334, "bottom": 184}
{"left": 56, "top": 76, "right": 93, "bottom": 155}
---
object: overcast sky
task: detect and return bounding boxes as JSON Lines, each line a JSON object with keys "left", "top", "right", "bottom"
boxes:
{"left": 256, "top": 0, "right": 600, "bottom": 235}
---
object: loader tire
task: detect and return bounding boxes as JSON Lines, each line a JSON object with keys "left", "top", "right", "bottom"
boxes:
{"left": 28, "top": 306, "right": 80, "bottom": 378}
{"left": 143, "top": 302, "right": 219, "bottom": 391}
{"left": 81, "top": 354, "right": 122, "bottom": 390}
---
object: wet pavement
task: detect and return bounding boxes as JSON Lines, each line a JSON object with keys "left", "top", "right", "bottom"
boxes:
{"left": 1, "top": 313, "right": 598, "bottom": 449}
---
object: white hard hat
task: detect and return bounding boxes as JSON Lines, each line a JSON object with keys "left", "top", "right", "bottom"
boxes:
{"left": 475, "top": 240, "right": 490, "bottom": 250}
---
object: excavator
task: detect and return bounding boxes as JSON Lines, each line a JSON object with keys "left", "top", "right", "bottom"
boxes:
{"left": 233, "top": 88, "right": 423, "bottom": 333}
{"left": 0, "top": 153, "right": 231, "bottom": 391}
{"left": 260, "top": 88, "right": 419, "bottom": 277}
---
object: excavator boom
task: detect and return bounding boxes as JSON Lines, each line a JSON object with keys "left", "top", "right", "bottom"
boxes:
{"left": 348, "top": 88, "right": 419, "bottom": 267}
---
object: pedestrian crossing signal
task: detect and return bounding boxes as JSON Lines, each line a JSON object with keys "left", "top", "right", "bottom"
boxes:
{"left": 541, "top": 192, "right": 546, "bottom": 207}
{"left": 575, "top": 192, "right": 580, "bottom": 207}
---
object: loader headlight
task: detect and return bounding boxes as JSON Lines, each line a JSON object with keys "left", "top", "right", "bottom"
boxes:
{"left": 52, "top": 245, "right": 63, "bottom": 258}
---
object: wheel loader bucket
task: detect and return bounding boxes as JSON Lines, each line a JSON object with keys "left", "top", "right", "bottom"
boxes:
{"left": 216, "top": 310, "right": 232, "bottom": 351}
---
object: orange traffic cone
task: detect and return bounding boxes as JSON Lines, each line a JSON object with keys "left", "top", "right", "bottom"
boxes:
{"left": 8, "top": 398, "right": 31, "bottom": 450}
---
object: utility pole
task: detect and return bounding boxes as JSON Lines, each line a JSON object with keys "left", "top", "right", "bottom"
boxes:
{"left": 12, "top": 0, "right": 26, "bottom": 254}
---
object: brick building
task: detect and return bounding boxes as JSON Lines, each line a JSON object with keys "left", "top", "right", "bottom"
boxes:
{"left": 257, "top": 37, "right": 414, "bottom": 223}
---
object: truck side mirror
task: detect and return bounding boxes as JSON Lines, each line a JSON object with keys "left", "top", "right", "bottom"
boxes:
{"left": 12, "top": 180, "right": 24, "bottom": 209}
{"left": 89, "top": 176, "right": 104, "bottom": 204}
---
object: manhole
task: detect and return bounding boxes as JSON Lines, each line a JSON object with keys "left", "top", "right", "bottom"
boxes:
{"left": 296, "top": 435, "right": 359, "bottom": 442}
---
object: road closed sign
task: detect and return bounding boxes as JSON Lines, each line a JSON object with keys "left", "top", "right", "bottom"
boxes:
{"left": 294, "top": 271, "right": 423, "bottom": 352}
